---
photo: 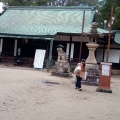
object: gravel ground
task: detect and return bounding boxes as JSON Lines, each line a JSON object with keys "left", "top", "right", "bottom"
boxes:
{"left": 0, "top": 66, "right": 120, "bottom": 120}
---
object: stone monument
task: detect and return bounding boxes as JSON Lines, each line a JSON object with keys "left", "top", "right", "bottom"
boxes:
{"left": 82, "top": 22, "right": 103, "bottom": 85}
{"left": 51, "top": 44, "right": 71, "bottom": 77}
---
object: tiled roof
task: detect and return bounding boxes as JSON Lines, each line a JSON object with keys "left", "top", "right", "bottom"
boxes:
{"left": 0, "top": 6, "right": 96, "bottom": 38}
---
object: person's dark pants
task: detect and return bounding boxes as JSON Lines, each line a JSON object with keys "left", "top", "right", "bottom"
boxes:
{"left": 75, "top": 75, "right": 82, "bottom": 89}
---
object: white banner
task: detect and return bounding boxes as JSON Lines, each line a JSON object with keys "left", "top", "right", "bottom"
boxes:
{"left": 33, "top": 49, "right": 46, "bottom": 69}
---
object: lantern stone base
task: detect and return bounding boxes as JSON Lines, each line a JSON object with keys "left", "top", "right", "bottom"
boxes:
{"left": 82, "top": 63, "right": 100, "bottom": 86}
{"left": 51, "top": 61, "right": 72, "bottom": 77}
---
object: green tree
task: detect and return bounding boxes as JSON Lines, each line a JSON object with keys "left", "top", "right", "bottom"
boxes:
{"left": 114, "top": 7, "right": 120, "bottom": 29}
{"left": 3, "top": 0, "right": 99, "bottom": 6}
{"left": 36, "top": 0, "right": 49, "bottom": 6}
{"left": 3, "top": 0, "right": 25, "bottom": 6}
{"left": 97, "top": 0, "right": 120, "bottom": 30}
{"left": 3, "top": 0, "right": 49, "bottom": 6}
{"left": 67, "top": 0, "right": 98, "bottom": 6}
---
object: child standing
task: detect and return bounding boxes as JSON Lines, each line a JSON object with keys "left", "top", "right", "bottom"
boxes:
{"left": 74, "top": 60, "right": 85, "bottom": 91}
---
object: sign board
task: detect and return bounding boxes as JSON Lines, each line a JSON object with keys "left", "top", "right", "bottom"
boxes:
{"left": 33, "top": 49, "right": 46, "bottom": 69}
{"left": 99, "top": 62, "right": 112, "bottom": 89}
{"left": 102, "top": 65, "right": 110, "bottom": 76}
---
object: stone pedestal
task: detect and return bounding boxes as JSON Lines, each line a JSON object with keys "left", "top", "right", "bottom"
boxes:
{"left": 86, "top": 42, "right": 99, "bottom": 64}
{"left": 51, "top": 61, "right": 71, "bottom": 77}
{"left": 82, "top": 63, "right": 100, "bottom": 85}
{"left": 82, "top": 42, "right": 100, "bottom": 85}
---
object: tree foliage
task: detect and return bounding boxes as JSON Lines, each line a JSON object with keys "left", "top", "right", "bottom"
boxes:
{"left": 3, "top": 0, "right": 25, "bottom": 6}
{"left": 35, "top": 0, "right": 49, "bottom": 6}
{"left": 100, "top": 0, "right": 117, "bottom": 21}
{"left": 114, "top": 7, "right": 120, "bottom": 29}
{"left": 97, "top": 0, "right": 120, "bottom": 30}
{"left": 2, "top": 0, "right": 98, "bottom": 6}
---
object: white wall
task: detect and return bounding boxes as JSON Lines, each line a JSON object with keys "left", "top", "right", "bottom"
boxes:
{"left": 96, "top": 49, "right": 120, "bottom": 63}
{"left": 104, "top": 49, "right": 120, "bottom": 63}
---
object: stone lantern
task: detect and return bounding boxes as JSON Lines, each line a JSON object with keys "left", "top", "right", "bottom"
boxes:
{"left": 83, "top": 22, "right": 103, "bottom": 85}
{"left": 84, "top": 22, "right": 103, "bottom": 67}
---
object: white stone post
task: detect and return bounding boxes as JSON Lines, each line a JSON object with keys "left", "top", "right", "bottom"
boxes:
{"left": 70, "top": 43, "right": 74, "bottom": 59}
{"left": 0, "top": 38, "right": 3, "bottom": 55}
{"left": 66, "top": 43, "right": 70, "bottom": 56}
{"left": 14, "top": 39, "right": 17, "bottom": 56}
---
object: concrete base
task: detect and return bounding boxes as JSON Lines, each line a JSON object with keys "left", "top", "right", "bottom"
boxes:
{"left": 51, "top": 61, "right": 71, "bottom": 77}
{"left": 46, "top": 59, "right": 54, "bottom": 69}
{"left": 96, "top": 88, "right": 112, "bottom": 93}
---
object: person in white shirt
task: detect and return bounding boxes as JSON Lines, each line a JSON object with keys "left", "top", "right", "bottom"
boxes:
{"left": 74, "top": 60, "right": 85, "bottom": 91}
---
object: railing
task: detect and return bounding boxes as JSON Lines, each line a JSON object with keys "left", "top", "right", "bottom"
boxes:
{"left": 0, "top": 56, "right": 16, "bottom": 65}
{"left": 16, "top": 57, "right": 34, "bottom": 67}
{"left": 0, "top": 56, "right": 34, "bottom": 67}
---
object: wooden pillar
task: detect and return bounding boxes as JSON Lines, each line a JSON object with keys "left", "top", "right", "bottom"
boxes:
{"left": 69, "top": 36, "right": 72, "bottom": 61}
{"left": 0, "top": 38, "right": 3, "bottom": 55}
{"left": 49, "top": 38, "right": 53, "bottom": 61}
{"left": 102, "top": 44, "right": 105, "bottom": 61}
{"left": 66, "top": 43, "right": 70, "bottom": 56}
{"left": 106, "top": 6, "right": 114, "bottom": 62}
{"left": 79, "top": 10, "right": 85, "bottom": 62}
{"left": 14, "top": 39, "right": 17, "bottom": 56}
{"left": 70, "top": 43, "right": 74, "bottom": 59}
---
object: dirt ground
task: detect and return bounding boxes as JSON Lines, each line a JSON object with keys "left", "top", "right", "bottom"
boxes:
{"left": 0, "top": 66, "right": 120, "bottom": 120}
